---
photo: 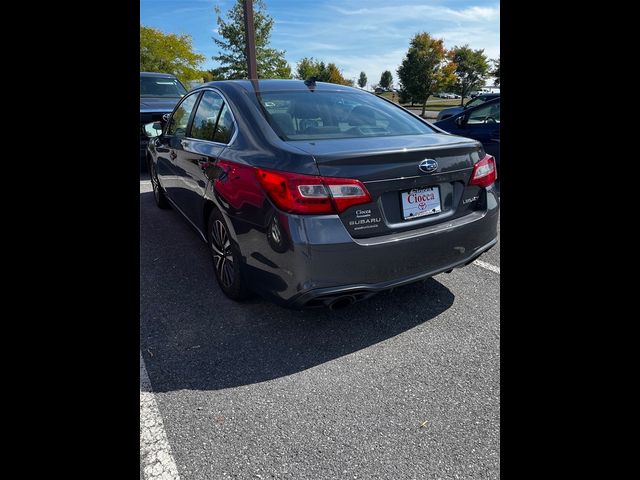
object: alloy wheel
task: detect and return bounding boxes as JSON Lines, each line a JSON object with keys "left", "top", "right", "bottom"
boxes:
{"left": 210, "top": 219, "right": 234, "bottom": 288}
{"left": 150, "top": 163, "right": 160, "bottom": 202}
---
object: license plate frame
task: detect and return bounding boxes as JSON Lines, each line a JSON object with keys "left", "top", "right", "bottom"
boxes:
{"left": 401, "top": 186, "right": 442, "bottom": 220}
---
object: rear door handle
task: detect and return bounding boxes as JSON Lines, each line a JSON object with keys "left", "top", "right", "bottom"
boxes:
{"left": 169, "top": 150, "right": 177, "bottom": 160}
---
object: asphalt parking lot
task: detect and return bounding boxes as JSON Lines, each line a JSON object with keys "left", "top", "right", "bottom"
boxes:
{"left": 140, "top": 174, "right": 500, "bottom": 479}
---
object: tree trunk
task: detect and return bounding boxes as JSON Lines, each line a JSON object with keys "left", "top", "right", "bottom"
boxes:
{"left": 460, "top": 90, "right": 465, "bottom": 106}
{"left": 420, "top": 95, "right": 430, "bottom": 117}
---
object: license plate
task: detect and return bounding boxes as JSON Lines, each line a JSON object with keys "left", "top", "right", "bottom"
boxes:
{"left": 401, "top": 186, "right": 442, "bottom": 220}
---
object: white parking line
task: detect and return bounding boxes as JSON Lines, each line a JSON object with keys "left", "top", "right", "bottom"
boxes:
{"left": 140, "top": 352, "right": 181, "bottom": 480}
{"left": 473, "top": 259, "right": 500, "bottom": 274}
{"left": 140, "top": 180, "right": 153, "bottom": 194}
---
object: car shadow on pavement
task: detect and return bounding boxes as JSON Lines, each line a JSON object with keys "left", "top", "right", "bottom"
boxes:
{"left": 140, "top": 192, "right": 455, "bottom": 392}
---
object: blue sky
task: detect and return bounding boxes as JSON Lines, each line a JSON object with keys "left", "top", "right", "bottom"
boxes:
{"left": 140, "top": 0, "right": 499, "bottom": 88}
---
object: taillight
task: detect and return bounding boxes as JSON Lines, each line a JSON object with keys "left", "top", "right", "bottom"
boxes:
{"left": 469, "top": 154, "right": 497, "bottom": 188}
{"left": 255, "top": 168, "right": 371, "bottom": 215}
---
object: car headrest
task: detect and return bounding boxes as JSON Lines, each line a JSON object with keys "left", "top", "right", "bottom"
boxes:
{"left": 270, "top": 112, "right": 295, "bottom": 135}
{"left": 289, "top": 99, "right": 322, "bottom": 119}
{"left": 347, "top": 106, "right": 377, "bottom": 126}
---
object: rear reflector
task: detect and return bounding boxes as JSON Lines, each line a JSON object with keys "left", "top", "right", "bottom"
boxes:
{"left": 469, "top": 154, "right": 497, "bottom": 188}
{"left": 256, "top": 168, "right": 371, "bottom": 215}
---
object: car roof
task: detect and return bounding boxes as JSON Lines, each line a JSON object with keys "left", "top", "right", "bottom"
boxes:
{"left": 195, "top": 79, "right": 358, "bottom": 94}
{"left": 140, "top": 72, "right": 178, "bottom": 78}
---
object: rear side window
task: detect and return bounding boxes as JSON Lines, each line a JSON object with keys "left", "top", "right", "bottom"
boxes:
{"left": 168, "top": 93, "right": 199, "bottom": 137}
{"left": 190, "top": 91, "right": 224, "bottom": 141}
{"left": 213, "top": 104, "right": 236, "bottom": 144}
{"left": 259, "top": 91, "right": 435, "bottom": 140}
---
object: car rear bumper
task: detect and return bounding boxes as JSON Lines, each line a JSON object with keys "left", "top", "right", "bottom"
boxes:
{"left": 288, "top": 236, "right": 497, "bottom": 308}
{"left": 236, "top": 185, "right": 499, "bottom": 308}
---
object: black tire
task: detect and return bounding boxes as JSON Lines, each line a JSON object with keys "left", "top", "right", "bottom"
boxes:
{"left": 149, "top": 159, "right": 170, "bottom": 209}
{"left": 207, "top": 208, "right": 251, "bottom": 301}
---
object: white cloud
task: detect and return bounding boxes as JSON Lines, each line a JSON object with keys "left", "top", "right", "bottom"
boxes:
{"left": 449, "top": 6, "right": 500, "bottom": 22}
{"left": 330, "top": 3, "right": 499, "bottom": 24}
{"left": 432, "top": 27, "right": 500, "bottom": 59}
{"left": 278, "top": 3, "right": 499, "bottom": 88}
{"left": 186, "top": 1, "right": 500, "bottom": 83}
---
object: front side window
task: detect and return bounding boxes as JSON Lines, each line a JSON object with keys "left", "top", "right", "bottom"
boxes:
{"left": 258, "top": 91, "right": 436, "bottom": 140}
{"left": 190, "top": 91, "right": 224, "bottom": 141}
{"left": 464, "top": 97, "right": 487, "bottom": 109}
{"left": 467, "top": 101, "right": 500, "bottom": 124}
{"left": 167, "top": 93, "right": 199, "bottom": 137}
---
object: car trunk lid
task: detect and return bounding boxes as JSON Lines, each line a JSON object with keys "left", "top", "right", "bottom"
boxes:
{"left": 289, "top": 134, "right": 487, "bottom": 238}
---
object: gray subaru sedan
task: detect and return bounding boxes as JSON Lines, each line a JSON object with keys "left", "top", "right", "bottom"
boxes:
{"left": 144, "top": 79, "right": 499, "bottom": 309}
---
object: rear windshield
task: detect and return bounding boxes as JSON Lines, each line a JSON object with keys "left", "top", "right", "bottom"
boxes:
{"left": 258, "top": 91, "right": 436, "bottom": 140}
{"left": 140, "top": 76, "right": 187, "bottom": 98}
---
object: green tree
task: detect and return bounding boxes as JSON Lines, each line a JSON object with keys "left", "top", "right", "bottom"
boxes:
{"left": 448, "top": 45, "right": 489, "bottom": 105}
{"left": 326, "top": 63, "right": 354, "bottom": 86}
{"left": 212, "top": 0, "right": 291, "bottom": 79}
{"left": 397, "top": 32, "right": 455, "bottom": 116}
{"left": 491, "top": 57, "right": 500, "bottom": 86}
{"left": 140, "top": 25, "right": 206, "bottom": 86}
{"left": 397, "top": 86, "right": 410, "bottom": 104}
{"left": 200, "top": 71, "right": 215, "bottom": 82}
{"left": 294, "top": 57, "right": 353, "bottom": 86}
{"left": 295, "top": 57, "right": 321, "bottom": 80}
{"left": 358, "top": 71, "right": 367, "bottom": 89}
{"left": 380, "top": 70, "right": 393, "bottom": 90}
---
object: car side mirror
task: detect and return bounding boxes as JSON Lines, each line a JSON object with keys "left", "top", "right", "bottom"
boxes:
{"left": 455, "top": 116, "right": 467, "bottom": 127}
{"left": 143, "top": 121, "right": 163, "bottom": 138}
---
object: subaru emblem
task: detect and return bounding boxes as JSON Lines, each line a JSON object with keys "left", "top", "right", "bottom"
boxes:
{"left": 418, "top": 159, "right": 438, "bottom": 173}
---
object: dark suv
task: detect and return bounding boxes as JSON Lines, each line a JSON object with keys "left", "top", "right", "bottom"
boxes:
{"left": 140, "top": 72, "right": 187, "bottom": 169}
{"left": 143, "top": 80, "right": 499, "bottom": 309}
{"left": 436, "top": 93, "right": 500, "bottom": 121}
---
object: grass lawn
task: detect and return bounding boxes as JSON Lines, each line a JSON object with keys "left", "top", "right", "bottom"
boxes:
{"left": 378, "top": 92, "right": 468, "bottom": 111}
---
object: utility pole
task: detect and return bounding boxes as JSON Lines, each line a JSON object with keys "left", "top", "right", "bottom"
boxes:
{"left": 243, "top": 0, "right": 258, "bottom": 80}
